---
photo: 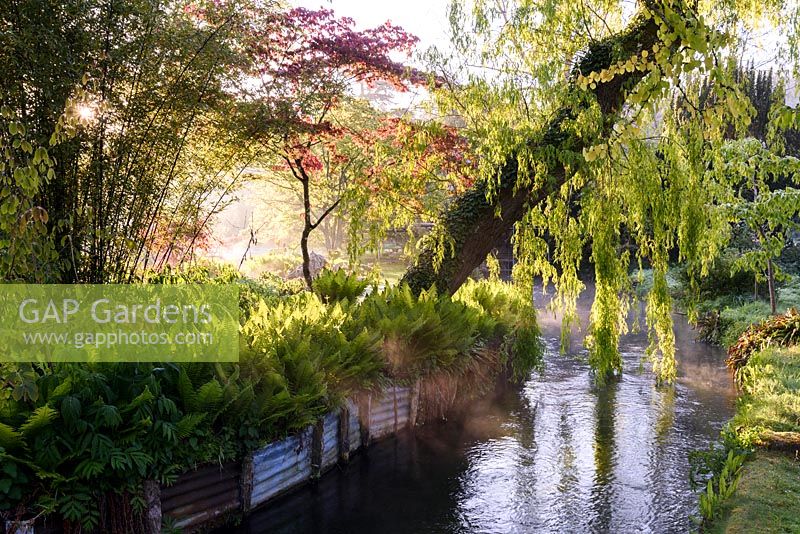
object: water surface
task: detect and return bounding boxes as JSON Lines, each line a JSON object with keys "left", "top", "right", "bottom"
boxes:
{"left": 232, "top": 288, "right": 735, "bottom": 533}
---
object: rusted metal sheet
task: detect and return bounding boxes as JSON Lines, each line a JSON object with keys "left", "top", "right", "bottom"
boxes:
{"left": 358, "top": 393, "right": 371, "bottom": 446}
{"left": 157, "top": 386, "right": 411, "bottom": 524}
{"left": 337, "top": 399, "right": 360, "bottom": 462}
{"left": 5, "top": 519, "right": 35, "bottom": 534}
{"left": 250, "top": 427, "right": 313, "bottom": 509}
{"left": 369, "top": 386, "right": 412, "bottom": 441}
{"left": 320, "top": 411, "right": 339, "bottom": 472}
{"left": 161, "top": 462, "right": 241, "bottom": 531}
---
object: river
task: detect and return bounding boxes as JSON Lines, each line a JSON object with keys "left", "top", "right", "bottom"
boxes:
{"left": 229, "top": 287, "right": 735, "bottom": 533}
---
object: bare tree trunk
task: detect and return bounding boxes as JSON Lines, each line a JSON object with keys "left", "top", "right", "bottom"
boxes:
{"left": 320, "top": 213, "right": 344, "bottom": 253}
{"left": 756, "top": 224, "right": 778, "bottom": 314}
{"left": 300, "top": 174, "right": 314, "bottom": 289}
{"left": 290, "top": 158, "right": 342, "bottom": 288}
{"left": 402, "top": 9, "right": 663, "bottom": 294}
{"left": 767, "top": 257, "right": 777, "bottom": 314}
{"left": 301, "top": 227, "right": 313, "bottom": 289}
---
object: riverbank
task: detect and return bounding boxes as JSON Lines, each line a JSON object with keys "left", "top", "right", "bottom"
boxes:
{"left": 705, "top": 344, "right": 800, "bottom": 532}
{"left": 228, "top": 290, "right": 737, "bottom": 533}
{"left": 637, "top": 263, "right": 800, "bottom": 532}
{"left": 709, "top": 451, "right": 800, "bottom": 534}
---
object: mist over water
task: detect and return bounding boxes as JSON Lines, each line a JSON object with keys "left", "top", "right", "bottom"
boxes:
{"left": 230, "top": 284, "right": 735, "bottom": 534}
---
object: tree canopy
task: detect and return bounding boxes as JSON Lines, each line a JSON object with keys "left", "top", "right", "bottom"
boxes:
{"left": 3, "top": 0, "right": 800, "bottom": 384}
{"left": 403, "top": 0, "right": 800, "bottom": 382}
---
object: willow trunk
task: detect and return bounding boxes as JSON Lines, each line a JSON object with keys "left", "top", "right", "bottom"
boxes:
{"left": 402, "top": 8, "right": 663, "bottom": 294}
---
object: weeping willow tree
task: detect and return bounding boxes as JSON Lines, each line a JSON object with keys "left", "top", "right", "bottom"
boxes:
{"left": 403, "top": 0, "right": 800, "bottom": 382}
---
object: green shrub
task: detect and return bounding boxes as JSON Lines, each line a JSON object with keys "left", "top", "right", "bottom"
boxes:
{"left": 0, "top": 363, "right": 210, "bottom": 529}
{"left": 238, "top": 274, "right": 304, "bottom": 320}
{"left": 778, "top": 276, "right": 800, "bottom": 308}
{"left": 312, "top": 268, "right": 373, "bottom": 304}
{"left": 141, "top": 262, "right": 240, "bottom": 285}
{"left": 717, "top": 301, "right": 774, "bottom": 347}
{"left": 241, "top": 293, "right": 383, "bottom": 429}
{"left": 697, "top": 450, "right": 746, "bottom": 523}
{"left": 140, "top": 261, "right": 304, "bottom": 320}
{"left": 777, "top": 242, "right": 800, "bottom": 275}
{"left": 348, "top": 280, "right": 543, "bottom": 381}
{"left": 240, "top": 250, "right": 302, "bottom": 278}
{"left": 690, "top": 275, "right": 800, "bottom": 346}
{"left": 677, "top": 251, "right": 756, "bottom": 299}
{"left": 353, "top": 285, "right": 480, "bottom": 379}
{"left": 727, "top": 308, "right": 800, "bottom": 370}
{"left": 630, "top": 267, "right": 682, "bottom": 298}
{"left": 0, "top": 276, "right": 543, "bottom": 527}
{"left": 454, "top": 279, "right": 543, "bottom": 379}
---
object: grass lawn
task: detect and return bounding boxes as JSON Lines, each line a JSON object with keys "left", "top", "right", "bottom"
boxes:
{"left": 710, "top": 345, "right": 800, "bottom": 533}
{"left": 376, "top": 260, "right": 408, "bottom": 285}
{"left": 709, "top": 451, "right": 800, "bottom": 534}
{"left": 733, "top": 346, "right": 800, "bottom": 439}
{"left": 707, "top": 277, "right": 800, "bottom": 347}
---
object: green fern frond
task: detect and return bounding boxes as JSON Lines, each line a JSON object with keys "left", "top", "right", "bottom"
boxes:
{"left": 121, "top": 386, "right": 154, "bottom": 414}
{"left": 176, "top": 368, "right": 198, "bottom": 412}
{"left": 195, "top": 379, "right": 223, "bottom": 412}
{"left": 0, "top": 423, "right": 23, "bottom": 450}
{"left": 175, "top": 412, "right": 206, "bottom": 439}
{"left": 21, "top": 405, "right": 58, "bottom": 436}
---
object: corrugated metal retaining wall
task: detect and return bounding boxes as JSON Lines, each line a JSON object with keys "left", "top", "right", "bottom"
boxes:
{"left": 154, "top": 384, "right": 417, "bottom": 533}
{"left": 344, "top": 397, "right": 361, "bottom": 455}
{"left": 160, "top": 461, "right": 241, "bottom": 531}
{"left": 250, "top": 426, "right": 313, "bottom": 509}
{"left": 319, "top": 411, "right": 340, "bottom": 472}
{"left": 367, "top": 386, "right": 412, "bottom": 441}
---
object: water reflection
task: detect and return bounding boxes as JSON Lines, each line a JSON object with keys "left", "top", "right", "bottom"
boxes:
{"left": 228, "top": 287, "right": 735, "bottom": 534}
{"left": 590, "top": 377, "right": 617, "bottom": 532}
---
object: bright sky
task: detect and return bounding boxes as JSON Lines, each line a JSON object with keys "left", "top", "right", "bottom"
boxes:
{"left": 292, "top": 1, "right": 796, "bottom": 88}
{"left": 295, "top": 1, "right": 798, "bottom": 109}
{"left": 293, "top": 0, "right": 452, "bottom": 58}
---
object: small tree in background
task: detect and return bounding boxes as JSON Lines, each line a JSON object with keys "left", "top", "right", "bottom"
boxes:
{"left": 713, "top": 138, "right": 800, "bottom": 314}
{"left": 243, "top": 7, "right": 422, "bottom": 287}
{"left": 244, "top": 8, "right": 475, "bottom": 287}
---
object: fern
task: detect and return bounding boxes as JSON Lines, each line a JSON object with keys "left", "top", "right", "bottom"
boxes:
{"left": 60, "top": 395, "right": 82, "bottom": 426}
{"left": 0, "top": 423, "right": 22, "bottom": 450}
{"left": 120, "top": 386, "right": 154, "bottom": 414}
{"left": 90, "top": 434, "right": 114, "bottom": 462}
{"left": 175, "top": 412, "right": 206, "bottom": 439}
{"left": 20, "top": 405, "right": 58, "bottom": 436}
{"left": 176, "top": 367, "right": 198, "bottom": 412}
{"left": 74, "top": 459, "right": 105, "bottom": 479}
{"left": 312, "top": 268, "right": 372, "bottom": 303}
{"left": 195, "top": 379, "right": 223, "bottom": 412}
{"left": 94, "top": 404, "right": 122, "bottom": 429}
{"left": 0, "top": 275, "right": 544, "bottom": 527}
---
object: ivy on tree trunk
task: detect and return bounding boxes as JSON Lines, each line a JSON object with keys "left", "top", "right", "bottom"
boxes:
{"left": 402, "top": 9, "right": 663, "bottom": 295}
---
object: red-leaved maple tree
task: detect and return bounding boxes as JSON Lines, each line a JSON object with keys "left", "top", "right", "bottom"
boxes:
{"left": 244, "top": 7, "right": 434, "bottom": 286}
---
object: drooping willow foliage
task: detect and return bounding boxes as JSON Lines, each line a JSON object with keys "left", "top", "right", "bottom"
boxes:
{"left": 415, "top": 0, "right": 800, "bottom": 382}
